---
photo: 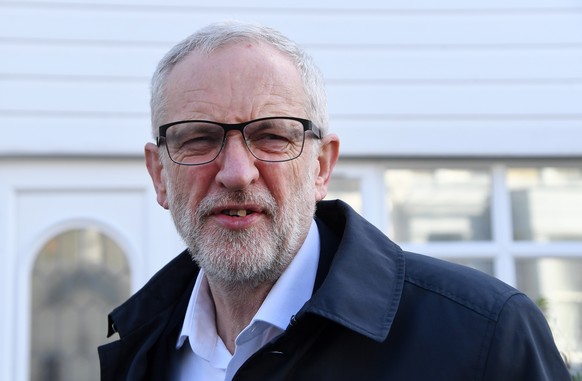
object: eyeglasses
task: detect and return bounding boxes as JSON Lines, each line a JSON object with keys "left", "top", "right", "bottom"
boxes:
{"left": 157, "top": 116, "right": 321, "bottom": 166}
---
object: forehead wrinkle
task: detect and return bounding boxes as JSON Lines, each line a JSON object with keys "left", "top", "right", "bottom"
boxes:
{"left": 165, "top": 43, "right": 307, "bottom": 123}
{"left": 173, "top": 87, "right": 230, "bottom": 120}
{"left": 249, "top": 81, "right": 307, "bottom": 115}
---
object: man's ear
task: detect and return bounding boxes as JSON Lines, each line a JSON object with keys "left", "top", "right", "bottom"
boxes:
{"left": 145, "top": 142, "right": 170, "bottom": 209}
{"left": 314, "top": 133, "right": 340, "bottom": 201}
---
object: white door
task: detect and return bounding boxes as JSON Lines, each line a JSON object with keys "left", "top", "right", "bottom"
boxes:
{"left": 0, "top": 157, "right": 181, "bottom": 381}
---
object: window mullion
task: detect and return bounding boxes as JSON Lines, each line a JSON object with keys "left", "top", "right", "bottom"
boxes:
{"left": 491, "top": 164, "right": 516, "bottom": 287}
{"left": 363, "top": 165, "right": 389, "bottom": 234}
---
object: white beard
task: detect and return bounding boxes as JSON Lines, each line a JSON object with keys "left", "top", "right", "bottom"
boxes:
{"left": 166, "top": 168, "right": 316, "bottom": 287}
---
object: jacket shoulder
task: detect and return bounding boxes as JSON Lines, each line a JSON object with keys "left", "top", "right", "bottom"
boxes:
{"left": 403, "top": 251, "right": 523, "bottom": 321}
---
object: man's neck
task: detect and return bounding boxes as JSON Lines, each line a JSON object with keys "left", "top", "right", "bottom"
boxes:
{"left": 207, "top": 278, "right": 275, "bottom": 354}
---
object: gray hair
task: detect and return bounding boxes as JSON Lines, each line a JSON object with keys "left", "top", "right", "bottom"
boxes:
{"left": 150, "top": 21, "right": 329, "bottom": 138}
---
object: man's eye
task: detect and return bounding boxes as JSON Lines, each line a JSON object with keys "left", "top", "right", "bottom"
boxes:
{"left": 250, "top": 133, "right": 293, "bottom": 154}
{"left": 251, "top": 131, "right": 293, "bottom": 145}
{"left": 255, "top": 133, "right": 290, "bottom": 142}
{"left": 181, "top": 134, "right": 220, "bottom": 147}
{"left": 185, "top": 134, "right": 215, "bottom": 143}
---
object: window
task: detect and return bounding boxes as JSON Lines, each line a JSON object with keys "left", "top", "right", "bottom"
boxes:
{"left": 385, "top": 168, "right": 491, "bottom": 242}
{"left": 30, "top": 228, "right": 130, "bottom": 381}
{"left": 516, "top": 258, "right": 582, "bottom": 368}
{"left": 326, "top": 174, "right": 363, "bottom": 213}
{"left": 508, "top": 167, "right": 582, "bottom": 241}
{"left": 328, "top": 160, "right": 582, "bottom": 372}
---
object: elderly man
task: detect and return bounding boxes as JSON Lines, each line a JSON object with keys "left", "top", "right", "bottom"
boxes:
{"left": 98, "top": 21, "right": 570, "bottom": 380}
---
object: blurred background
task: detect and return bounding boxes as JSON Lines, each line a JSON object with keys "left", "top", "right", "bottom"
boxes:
{"left": 1, "top": 0, "right": 581, "bottom": 380}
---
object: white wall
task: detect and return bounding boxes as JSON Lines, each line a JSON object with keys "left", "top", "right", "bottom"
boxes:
{"left": 1, "top": 0, "right": 582, "bottom": 158}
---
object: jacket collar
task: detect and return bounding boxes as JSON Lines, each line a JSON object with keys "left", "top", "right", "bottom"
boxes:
{"left": 307, "top": 200, "right": 405, "bottom": 342}
{"left": 107, "top": 251, "right": 198, "bottom": 339}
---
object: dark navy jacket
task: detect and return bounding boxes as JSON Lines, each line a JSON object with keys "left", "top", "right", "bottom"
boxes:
{"left": 99, "top": 200, "right": 571, "bottom": 380}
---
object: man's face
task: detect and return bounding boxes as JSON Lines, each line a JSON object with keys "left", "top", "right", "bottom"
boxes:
{"left": 146, "top": 42, "right": 338, "bottom": 286}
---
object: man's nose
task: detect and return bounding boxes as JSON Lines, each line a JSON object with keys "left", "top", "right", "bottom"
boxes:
{"left": 214, "top": 132, "right": 259, "bottom": 190}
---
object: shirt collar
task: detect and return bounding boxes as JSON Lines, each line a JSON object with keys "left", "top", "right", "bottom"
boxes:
{"left": 251, "top": 219, "right": 320, "bottom": 331}
{"left": 176, "top": 269, "right": 218, "bottom": 360}
{"left": 176, "top": 219, "right": 320, "bottom": 355}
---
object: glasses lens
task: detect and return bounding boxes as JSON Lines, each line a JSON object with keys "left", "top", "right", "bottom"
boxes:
{"left": 244, "top": 118, "right": 305, "bottom": 162}
{"left": 165, "top": 122, "right": 224, "bottom": 165}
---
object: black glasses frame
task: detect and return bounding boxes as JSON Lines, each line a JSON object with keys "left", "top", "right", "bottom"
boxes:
{"left": 157, "top": 116, "right": 321, "bottom": 166}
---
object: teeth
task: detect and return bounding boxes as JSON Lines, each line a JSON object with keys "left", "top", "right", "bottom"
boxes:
{"left": 227, "top": 209, "right": 248, "bottom": 217}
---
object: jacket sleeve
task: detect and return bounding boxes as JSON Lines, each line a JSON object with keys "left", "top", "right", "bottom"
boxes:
{"left": 481, "top": 293, "right": 571, "bottom": 380}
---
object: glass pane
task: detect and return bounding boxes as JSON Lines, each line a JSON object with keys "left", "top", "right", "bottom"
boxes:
{"left": 385, "top": 168, "right": 492, "bottom": 242}
{"left": 325, "top": 175, "right": 363, "bottom": 214}
{"left": 443, "top": 258, "right": 494, "bottom": 276}
{"left": 508, "top": 167, "right": 582, "bottom": 242}
{"left": 516, "top": 258, "right": 582, "bottom": 371}
{"left": 30, "top": 228, "right": 131, "bottom": 381}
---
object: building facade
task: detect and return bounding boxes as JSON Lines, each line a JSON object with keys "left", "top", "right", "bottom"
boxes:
{"left": 1, "top": 1, "right": 581, "bottom": 379}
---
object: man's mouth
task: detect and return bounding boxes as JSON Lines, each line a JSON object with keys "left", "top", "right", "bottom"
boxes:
{"left": 223, "top": 209, "right": 253, "bottom": 217}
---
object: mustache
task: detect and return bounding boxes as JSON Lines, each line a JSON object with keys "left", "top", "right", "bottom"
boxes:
{"left": 195, "top": 189, "right": 278, "bottom": 219}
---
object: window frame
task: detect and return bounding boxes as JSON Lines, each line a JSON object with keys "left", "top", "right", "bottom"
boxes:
{"left": 330, "top": 158, "right": 582, "bottom": 286}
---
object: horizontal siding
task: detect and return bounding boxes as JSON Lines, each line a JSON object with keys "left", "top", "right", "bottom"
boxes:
{"left": 1, "top": 2, "right": 581, "bottom": 157}
{"left": 0, "top": 115, "right": 151, "bottom": 155}
{"left": 2, "top": 7, "right": 582, "bottom": 45}
{"left": 330, "top": 83, "right": 582, "bottom": 116}
{"left": 332, "top": 119, "right": 582, "bottom": 157}
{"left": 1, "top": 80, "right": 149, "bottom": 114}
{"left": 6, "top": 0, "right": 582, "bottom": 11}
{"left": 314, "top": 49, "right": 582, "bottom": 81}
{"left": 0, "top": 44, "right": 161, "bottom": 79}
{"left": 3, "top": 43, "right": 582, "bottom": 81}
{"left": 2, "top": 79, "right": 580, "bottom": 116}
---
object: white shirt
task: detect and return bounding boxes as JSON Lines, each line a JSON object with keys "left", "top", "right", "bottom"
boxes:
{"left": 175, "top": 220, "right": 320, "bottom": 381}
